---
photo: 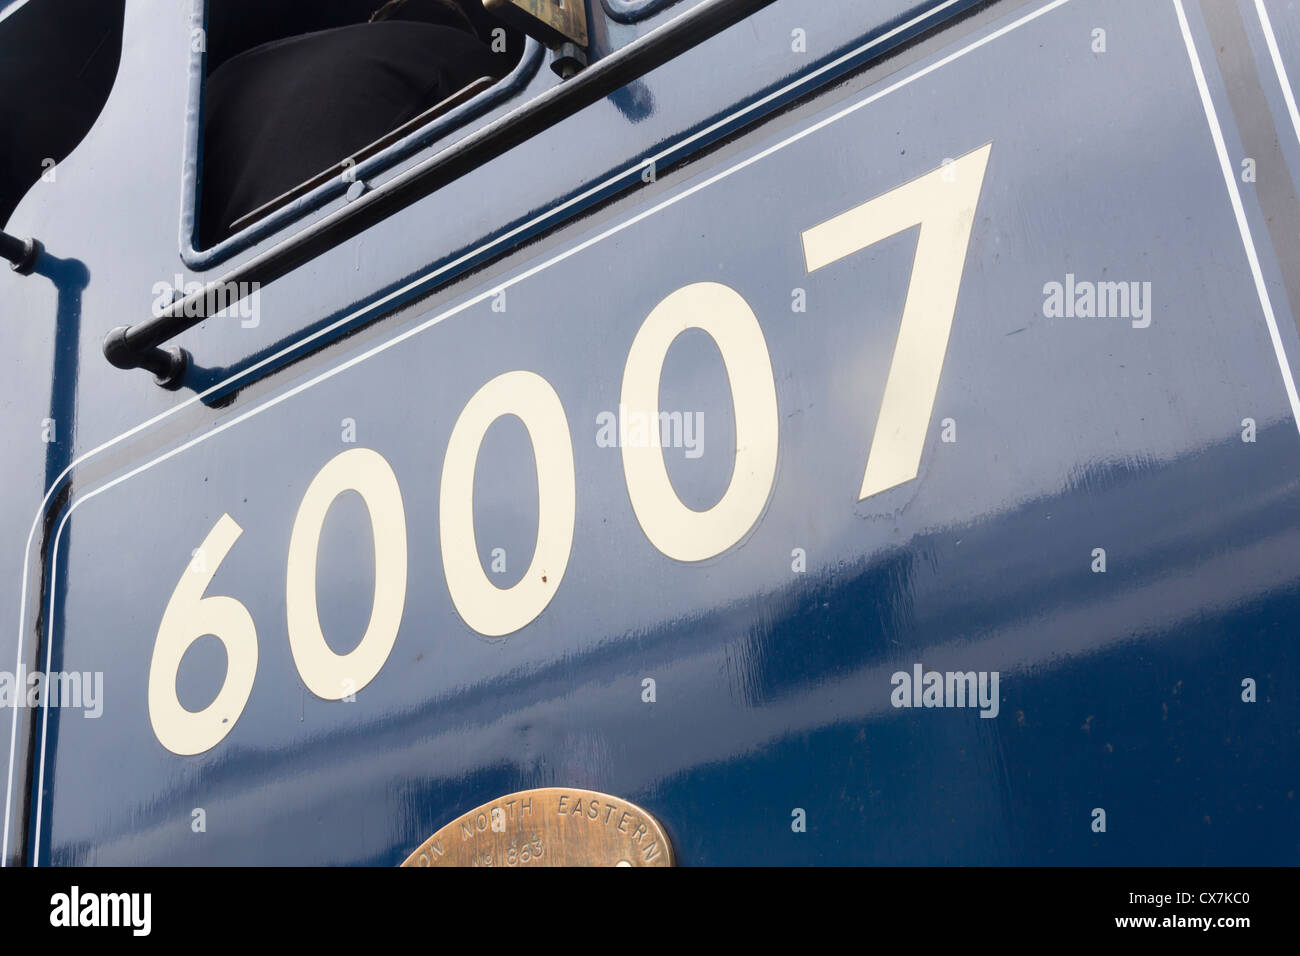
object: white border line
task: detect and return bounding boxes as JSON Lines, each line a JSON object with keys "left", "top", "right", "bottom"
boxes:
{"left": 1175, "top": 0, "right": 1300, "bottom": 435}
{"left": 1255, "top": 0, "right": 1300, "bottom": 148}
{"left": 11, "top": 0, "right": 1075, "bottom": 864}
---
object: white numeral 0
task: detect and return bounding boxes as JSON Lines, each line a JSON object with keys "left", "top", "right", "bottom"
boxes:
{"left": 621, "top": 281, "right": 779, "bottom": 561}
{"left": 286, "top": 447, "right": 408, "bottom": 699}
{"left": 440, "top": 370, "right": 576, "bottom": 637}
{"left": 148, "top": 514, "right": 258, "bottom": 756}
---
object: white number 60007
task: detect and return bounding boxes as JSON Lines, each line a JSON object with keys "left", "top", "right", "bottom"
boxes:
{"left": 148, "top": 146, "right": 991, "bottom": 755}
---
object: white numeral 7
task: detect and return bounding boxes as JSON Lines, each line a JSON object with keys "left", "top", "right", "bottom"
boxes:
{"left": 801, "top": 143, "right": 992, "bottom": 500}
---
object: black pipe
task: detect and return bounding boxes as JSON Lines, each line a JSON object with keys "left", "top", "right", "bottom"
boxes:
{"left": 102, "top": 0, "right": 779, "bottom": 381}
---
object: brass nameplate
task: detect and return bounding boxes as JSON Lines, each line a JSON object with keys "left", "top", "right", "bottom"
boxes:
{"left": 401, "top": 788, "right": 672, "bottom": 866}
{"left": 482, "top": 0, "right": 588, "bottom": 48}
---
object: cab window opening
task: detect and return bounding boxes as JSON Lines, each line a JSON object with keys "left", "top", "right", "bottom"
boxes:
{"left": 198, "top": 0, "right": 525, "bottom": 249}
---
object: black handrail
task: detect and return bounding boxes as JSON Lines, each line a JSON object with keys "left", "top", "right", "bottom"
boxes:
{"left": 0, "top": 230, "right": 39, "bottom": 274}
{"left": 102, "top": 0, "right": 779, "bottom": 384}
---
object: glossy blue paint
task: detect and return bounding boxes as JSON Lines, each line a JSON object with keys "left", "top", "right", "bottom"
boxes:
{"left": 3, "top": 0, "right": 1299, "bottom": 866}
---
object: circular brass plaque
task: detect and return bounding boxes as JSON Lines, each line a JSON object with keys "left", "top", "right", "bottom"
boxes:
{"left": 401, "top": 788, "right": 673, "bottom": 867}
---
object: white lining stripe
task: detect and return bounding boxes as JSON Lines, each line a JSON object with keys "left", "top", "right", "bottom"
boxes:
{"left": 1255, "top": 0, "right": 1300, "bottom": 149}
{"left": 1175, "top": 0, "right": 1300, "bottom": 437}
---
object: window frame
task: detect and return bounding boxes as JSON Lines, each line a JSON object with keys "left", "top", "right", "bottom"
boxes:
{"left": 600, "top": 0, "right": 685, "bottom": 23}
{"left": 178, "top": 0, "right": 544, "bottom": 270}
